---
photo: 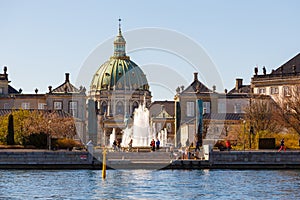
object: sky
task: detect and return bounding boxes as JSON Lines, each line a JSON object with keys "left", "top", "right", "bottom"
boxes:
{"left": 0, "top": 0, "right": 299, "bottom": 100}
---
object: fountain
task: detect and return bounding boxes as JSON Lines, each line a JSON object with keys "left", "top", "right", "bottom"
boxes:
{"left": 157, "top": 128, "right": 167, "bottom": 147}
{"left": 109, "top": 128, "right": 116, "bottom": 147}
{"left": 121, "top": 101, "right": 154, "bottom": 147}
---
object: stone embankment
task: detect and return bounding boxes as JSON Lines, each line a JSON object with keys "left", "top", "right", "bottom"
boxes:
{"left": 0, "top": 149, "right": 300, "bottom": 170}
{"left": 0, "top": 149, "right": 99, "bottom": 169}
{"left": 167, "top": 150, "right": 300, "bottom": 169}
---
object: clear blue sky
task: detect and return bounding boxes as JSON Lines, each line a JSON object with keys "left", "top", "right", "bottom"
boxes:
{"left": 1, "top": 0, "right": 299, "bottom": 100}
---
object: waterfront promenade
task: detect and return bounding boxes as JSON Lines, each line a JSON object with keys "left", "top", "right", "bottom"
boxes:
{"left": 1, "top": 148, "right": 300, "bottom": 170}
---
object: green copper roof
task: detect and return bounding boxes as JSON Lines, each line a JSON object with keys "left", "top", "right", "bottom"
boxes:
{"left": 90, "top": 57, "right": 149, "bottom": 91}
{"left": 90, "top": 21, "right": 149, "bottom": 92}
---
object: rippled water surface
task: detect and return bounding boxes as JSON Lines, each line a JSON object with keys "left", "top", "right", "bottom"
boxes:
{"left": 0, "top": 169, "right": 299, "bottom": 199}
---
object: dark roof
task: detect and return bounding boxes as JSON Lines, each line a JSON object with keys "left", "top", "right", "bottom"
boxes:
{"left": 271, "top": 53, "right": 300, "bottom": 75}
{"left": 180, "top": 73, "right": 211, "bottom": 94}
{"left": 228, "top": 85, "right": 251, "bottom": 94}
{"left": 52, "top": 81, "right": 80, "bottom": 94}
{"left": 204, "top": 113, "right": 245, "bottom": 121}
{"left": 50, "top": 73, "right": 85, "bottom": 94}
{"left": 181, "top": 113, "right": 245, "bottom": 125}
{"left": 182, "top": 80, "right": 211, "bottom": 94}
{"left": 251, "top": 53, "right": 300, "bottom": 80}
{"left": 8, "top": 85, "right": 20, "bottom": 94}
{"left": 0, "top": 109, "right": 73, "bottom": 118}
{"left": 149, "top": 101, "right": 175, "bottom": 117}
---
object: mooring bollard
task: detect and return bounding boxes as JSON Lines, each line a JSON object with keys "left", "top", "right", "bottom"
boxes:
{"left": 102, "top": 148, "right": 107, "bottom": 179}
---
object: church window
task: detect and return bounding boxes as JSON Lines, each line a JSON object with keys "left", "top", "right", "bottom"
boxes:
{"left": 116, "top": 101, "right": 124, "bottom": 115}
{"left": 101, "top": 101, "right": 108, "bottom": 115}
{"left": 0, "top": 87, "right": 3, "bottom": 94}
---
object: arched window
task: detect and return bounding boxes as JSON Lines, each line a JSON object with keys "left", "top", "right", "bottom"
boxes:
{"left": 116, "top": 101, "right": 124, "bottom": 115}
{"left": 101, "top": 101, "right": 107, "bottom": 115}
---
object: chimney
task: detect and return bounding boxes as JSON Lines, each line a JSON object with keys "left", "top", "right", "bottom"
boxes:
{"left": 212, "top": 85, "right": 216, "bottom": 92}
{"left": 48, "top": 86, "right": 52, "bottom": 93}
{"left": 194, "top": 72, "right": 198, "bottom": 81}
{"left": 65, "top": 73, "right": 70, "bottom": 82}
{"left": 235, "top": 78, "right": 243, "bottom": 91}
{"left": 3, "top": 66, "right": 8, "bottom": 80}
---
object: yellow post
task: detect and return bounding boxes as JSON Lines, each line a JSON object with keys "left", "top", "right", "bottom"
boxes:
{"left": 102, "top": 148, "right": 107, "bottom": 179}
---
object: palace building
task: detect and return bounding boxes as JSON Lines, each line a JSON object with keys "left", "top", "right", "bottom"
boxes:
{"left": 1, "top": 19, "right": 299, "bottom": 149}
{"left": 251, "top": 53, "right": 300, "bottom": 99}
{"left": 0, "top": 67, "right": 87, "bottom": 143}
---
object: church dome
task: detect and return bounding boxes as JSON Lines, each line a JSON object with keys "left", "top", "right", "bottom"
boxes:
{"left": 91, "top": 58, "right": 149, "bottom": 91}
{"left": 90, "top": 21, "right": 149, "bottom": 92}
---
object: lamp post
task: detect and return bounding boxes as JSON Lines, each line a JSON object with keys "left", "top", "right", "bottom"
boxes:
{"left": 249, "top": 126, "right": 253, "bottom": 149}
{"left": 243, "top": 120, "right": 246, "bottom": 151}
{"left": 48, "top": 120, "right": 52, "bottom": 150}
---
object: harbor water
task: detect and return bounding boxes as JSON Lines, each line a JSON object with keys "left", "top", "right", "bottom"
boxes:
{"left": 0, "top": 169, "right": 299, "bottom": 199}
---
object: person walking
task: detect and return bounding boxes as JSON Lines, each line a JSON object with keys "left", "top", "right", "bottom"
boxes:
{"left": 225, "top": 140, "right": 231, "bottom": 151}
{"left": 113, "top": 140, "right": 117, "bottom": 151}
{"left": 156, "top": 139, "right": 160, "bottom": 150}
{"left": 128, "top": 139, "right": 133, "bottom": 152}
{"left": 278, "top": 138, "right": 286, "bottom": 152}
{"left": 150, "top": 139, "right": 155, "bottom": 151}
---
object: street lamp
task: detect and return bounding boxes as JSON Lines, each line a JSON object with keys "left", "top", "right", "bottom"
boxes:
{"left": 243, "top": 120, "right": 246, "bottom": 151}
{"left": 249, "top": 126, "right": 254, "bottom": 149}
{"left": 48, "top": 120, "right": 52, "bottom": 150}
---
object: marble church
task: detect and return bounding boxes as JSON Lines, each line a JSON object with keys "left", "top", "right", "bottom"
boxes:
{"left": 88, "top": 21, "right": 152, "bottom": 146}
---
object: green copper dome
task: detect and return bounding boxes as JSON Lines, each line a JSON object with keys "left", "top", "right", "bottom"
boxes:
{"left": 90, "top": 23, "right": 149, "bottom": 92}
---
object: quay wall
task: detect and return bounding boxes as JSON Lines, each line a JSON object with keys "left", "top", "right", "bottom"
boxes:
{"left": 0, "top": 150, "right": 99, "bottom": 169}
{"left": 168, "top": 151, "right": 300, "bottom": 169}
{"left": 1, "top": 150, "right": 300, "bottom": 170}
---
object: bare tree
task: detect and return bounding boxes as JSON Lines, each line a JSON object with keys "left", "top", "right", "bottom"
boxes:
{"left": 275, "top": 85, "right": 300, "bottom": 135}
{"left": 244, "top": 96, "right": 282, "bottom": 134}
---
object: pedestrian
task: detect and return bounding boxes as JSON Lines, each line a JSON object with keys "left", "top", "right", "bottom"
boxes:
{"left": 113, "top": 140, "right": 117, "bottom": 151}
{"left": 225, "top": 140, "right": 231, "bottom": 151}
{"left": 150, "top": 139, "right": 155, "bottom": 151}
{"left": 156, "top": 138, "right": 160, "bottom": 150}
{"left": 195, "top": 141, "right": 200, "bottom": 152}
{"left": 116, "top": 140, "right": 121, "bottom": 151}
{"left": 278, "top": 138, "right": 286, "bottom": 152}
{"left": 128, "top": 139, "right": 133, "bottom": 152}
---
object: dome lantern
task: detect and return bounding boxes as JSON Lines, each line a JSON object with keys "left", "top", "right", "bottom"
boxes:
{"left": 90, "top": 20, "right": 150, "bottom": 93}
{"left": 113, "top": 18, "right": 126, "bottom": 58}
